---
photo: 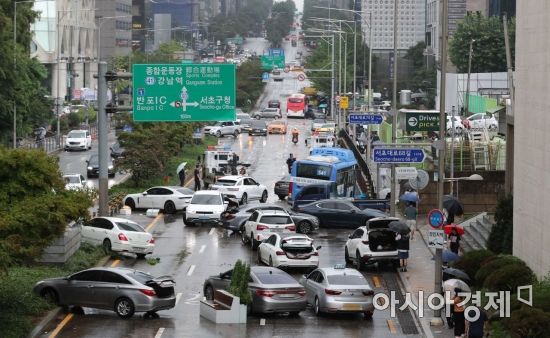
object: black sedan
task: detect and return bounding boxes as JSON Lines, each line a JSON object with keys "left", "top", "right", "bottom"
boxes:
{"left": 221, "top": 203, "right": 319, "bottom": 234}
{"left": 86, "top": 154, "right": 115, "bottom": 178}
{"left": 274, "top": 175, "right": 290, "bottom": 200}
{"left": 268, "top": 99, "right": 281, "bottom": 109}
{"left": 293, "top": 199, "right": 387, "bottom": 228}
{"left": 110, "top": 142, "right": 125, "bottom": 159}
{"left": 248, "top": 120, "right": 268, "bottom": 136}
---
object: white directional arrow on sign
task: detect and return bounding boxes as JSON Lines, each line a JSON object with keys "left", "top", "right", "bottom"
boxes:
{"left": 170, "top": 101, "right": 199, "bottom": 111}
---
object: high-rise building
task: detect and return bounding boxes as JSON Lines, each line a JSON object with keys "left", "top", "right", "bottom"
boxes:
{"left": 96, "top": 0, "right": 132, "bottom": 60}
{"left": 489, "top": 0, "right": 515, "bottom": 17}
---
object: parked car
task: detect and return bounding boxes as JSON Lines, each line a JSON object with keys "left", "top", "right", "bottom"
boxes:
{"left": 86, "top": 154, "right": 115, "bottom": 178}
{"left": 248, "top": 120, "right": 268, "bottom": 136}
{"left": 344, "top": 217, "right": 400, "bottom": 270}
{"left": 123, "top": 186, "right": 194, "bottom": 214}
{"left": 267, "top": 120, "right": 287, "bottom": 134}
{"left": 253, "top": 107, "right": 282, "bottom": 119}
{"left": 268, "top": 100, "right": 281, "bottom": 109}
{"left": 207, "top": 121, "right": 240, "bottom": 137}
{"left": 110, "top": 142, "right": 126, "bottom": 159}
{"left": 221, "top": 202, "right": 319, "bottom": 234}
{"left": 311, "top": 118, "right": 327, "bottom": 131}
{"left": 294, "top": 200, "right": 387, "bottom": 228}
{"left": 466, "top": 113, "right": 498, "bottom": 131}
{"left": 299, "top": 265, "right": 375, "bottom": 317}
{"left": 65, "top": 129, "right": 91, "bottom": 151}
{"left": 63, "top": 173, "right": 86, "bottom": 190}
{"left": 242, "top": 209, "right": 296, "bottom": 250}
{"left": 258, "top": 233, "right": 321, "bottom": 270}
{"left": 239, "top": 117, "right": 254, "bottom": 133}
{"left": 272, "top": 69, "right": 283, "bottom": 82}
{"left": 80, "top": 217, "right": 155, "bottom": 258}
{"left": 446, "top": 116, "right": 466, "bottom": 135}
{"left": 34, "top": 267, "right": 176, "bottom": 318}
{"left": 210, "top": 175, "right": 268, "bottom": 205}
{"left": 184, "top": 190, "right": 227, "bottom": 226}
{"left": 274, "top": 175, "right": 290, "bottom": 200}
{"left": 203, "top": 266, "right": 306, "bottom": 315}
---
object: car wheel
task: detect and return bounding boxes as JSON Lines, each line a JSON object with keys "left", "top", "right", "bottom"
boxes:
{"left": 164, "top": 201, "right": 176, "bottom": 214}
{"left": 216, "top": 130, "right": 221, "bottom": 137}
{"left": 269, "top": 256, "right": 273, "bottom": 267}
{"left": 125, "top": 198, "right": 136, "bottom": 210}
{"left": 356, "top": 251, "right": 366, "bottom": 271}
{"left": 41, "top": 288, "right": 59, "bottom": 305}
{"left": 364, "top": 311, "right": 373, "bottom": 319}
{"left": 314, "top": 297, "right": 322, "bottom": 316}
{"left": 240, "top": 193, "right": 248, "bottom": 205}
{"left": 255, "top": 115, "right": 261, "bottom": 120}
{"left": 297, "top": 221, "right": 312, "bottom": 234}
{"left": 260, "top": 190, "right": 268, "bottom": 203}
{"left": 277, "top": 194, "right": 286, "bottom": 200}
{"left": 241, "top": 229, "right": 249, "bottom": 244}
{"left": 114, "top": 297, "right": 135, "bottom": 319}
{"left": 103, "top": 239, "right": 112, "bottom": 254}
{"left": 136, "top": 253, "right": 147, "bottom": 259}
{"left": 234, "top": 130, "right": 239, "bottom": 137}
{"left": 289, "top": 311, "right": 300, "bottom": 317}
{"left": 345, "top": 247, "right": 351, "bottom": 264}
{"left": 204, "top": 285, "right": 214, "bottom": 300}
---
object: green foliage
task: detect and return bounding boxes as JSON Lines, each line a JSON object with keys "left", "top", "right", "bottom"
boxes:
{"left": 228, "top": 260, "right": 252, "bottom": 305}
{"left": 404, "top": 42, "right": 437, "bottom": 108}
{"left": 208, "top": 0, "right": 272, "bottom": 41}
{"left": 449, "top": 13, "right": 515, "bottom": 73}
{"left": 488, "top": 194, "right": 513, "bottom": 254}
{"left": 474, "top": 255, "right": 524, "bottom": 287}
{"left": 236, "top": 59, "right": 266, "bottom": 111}
{"left": 265, "top": 1, "right": 296, "bottom": 46}
{"left": 451, "top": 249, "right": 494, "bottom": 286}
{"left": 483, "top": 263, "right": 535, "bottom": 293}
{"left": 0, "top": 148, "right": 93, "bottom": 271}
{"left": 502, "top": 307, "right": 550, "bottom": 338}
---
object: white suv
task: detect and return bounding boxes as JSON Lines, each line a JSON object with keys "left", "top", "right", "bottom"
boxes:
{"left": 242, "top": 210, "right": 296, "bottom": 250}
{"left": 210, "top": 175, "right": 268, "bottom": 205}
{"left": 65, "top": 129, "right": 92, "bottom": 151}
{"left": 184, "top": 190, "right": 227, "bottom": 226}
{"left": 206, "top": 121, "right": 240, "bottom": 137}
{"left": 344, "top": 217, "right": 400, "bottom": 270}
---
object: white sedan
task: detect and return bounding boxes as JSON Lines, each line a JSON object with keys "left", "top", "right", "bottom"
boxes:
{"left": 80, "top": 217, "right": 155, "bottom": 258}
{"left": 123, "top": 186, "right": 194, "bottom": 214}
{"left": 63, "top": 173, "right": 87, "bottom": 190}
{"left": 466, "top": 113, "right": 498, "bottom": 131}
{"left": 258, "top": 233, "right": 320, "bottom": 270}
{"left": 210, "top": 175, "right": 268, "bottom": 205}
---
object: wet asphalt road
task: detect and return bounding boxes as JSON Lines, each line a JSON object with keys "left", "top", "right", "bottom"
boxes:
{"left": 38, "top": 39, "right": 422, "bottom": 338}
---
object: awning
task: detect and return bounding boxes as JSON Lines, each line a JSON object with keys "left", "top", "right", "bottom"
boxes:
{"left": 486, "top": 105, "right": 505, "bottom": 115}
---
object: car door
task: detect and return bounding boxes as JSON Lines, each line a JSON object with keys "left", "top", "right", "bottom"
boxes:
{"left": 347, "top": 228, "right": 365, "bottom": 255}
{"left": 139, "top": 188, "right": 159, "bottom": 208}
{"left": 95, "top": 218, "right": 114, "bottom": 244}
{"left": 80, "top": 219, "right": 96, "bottom": 244}
{"left": 247, "top": 178, "right": 262, "bottom": 198}
{"left": 259, "top": 234, "right": 277, "bottom": 263}
{"left": 212, "top": 270, "right": 233, "bottom": 291}
{"left": 245, "top": 211, "right": 259, "bottom": 237}
{"left": 469, "top": 114, "right": 482, "bottom": 128}
{"left": 332, "top": 201, "right": 361, "bottom": 227}
{"left": 314, "top": 201, "right": 339, "bottom": 227}
{"left": 153, "top": 187, "right": 173, "bottom": 209}
{"left": 221, "top": 122, "right": 231, "bottom": 134}
{"left": 63, "top": 270, "right": 104, "bottom": 307}
{"left": 303, "top": 271, "right": 320, "bottom": 304}
{"left": 93, "top": 271, "right": 132, "bottom": 309}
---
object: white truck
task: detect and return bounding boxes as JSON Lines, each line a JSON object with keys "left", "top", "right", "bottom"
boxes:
{"left": 201, "top": 146, "right": 249, "bottom": 188}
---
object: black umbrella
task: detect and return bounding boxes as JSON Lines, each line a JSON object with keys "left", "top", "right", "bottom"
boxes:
{"left": 443, "top": 195, "right": 464, "bottom": 216}
{"left": 388, "top": 221, "right": 410, "bottom": 235}
{"left": 443, "top": 268, "right": 470, "bottom": 282}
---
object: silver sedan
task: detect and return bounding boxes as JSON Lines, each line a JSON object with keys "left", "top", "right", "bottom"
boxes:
{"left": 34, "top": 267, "right": 176, "bottom": 319}
{"left": 299, "top": 265, "right": 375, "bottom": 318}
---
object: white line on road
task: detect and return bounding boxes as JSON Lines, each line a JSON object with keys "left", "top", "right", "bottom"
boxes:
{"left": 199, "top": 245, "right": 206, "bottom": 254}
{"left": 175, "top": 292, "right": 182, "bottom": 305}
{"left": 187, "top": 265, "right": 196, "bottom": 276}
{"left": 260, "top": 318, "right": 266, "bottom": 326}
{"left": 154, "top": 328, "right": 165, "bottom": 338}
{"left": 209, "top": 228, "right": 215, "bottom": 235}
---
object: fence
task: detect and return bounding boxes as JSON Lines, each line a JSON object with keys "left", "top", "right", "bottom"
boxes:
{"left": 15, "top": 124, "right": 98, "bottom": 154}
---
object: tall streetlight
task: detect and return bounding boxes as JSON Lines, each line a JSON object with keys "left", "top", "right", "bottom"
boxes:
{"left": 464, "top": 39, "right": 475, "bottom": 115}
{"left": 97, "top": 15, "right": 132, "bottom": 61}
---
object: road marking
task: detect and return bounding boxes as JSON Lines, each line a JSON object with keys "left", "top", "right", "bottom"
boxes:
{"left": 111, "top": 259, "right": 120, "bottom": 267}
{"left": 175, "top": 292, "right": 182, "bottom": 305}
{"left": 199, "top": 245, "right": 206, "bottom": 254}
{"left": 146, "top": 213, "right": 163, "bottom": 232}
{"left": 154, "top": 327, "right": 165, "bottom": 338}
{"left": 208, "top": 228, "right": 215, "bottom": 235}
{"left": 184, "top": 294, "right": 202, "bottom": 305}
{"left": 187, "top": 265, "right": 196, "bottom": 276}
{"left": 47, "top": 313, "right": 73, "bottom": 338}
{"left": 372, "top": 276, "right": 382, "bottom": 288}
{"left": 260, "top": 318, "right": 266, "bottom": 326}
{"left": 387, "top": 319, "right": 397, "bottom": 334}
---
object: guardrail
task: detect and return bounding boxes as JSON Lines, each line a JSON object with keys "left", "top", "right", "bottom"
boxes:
{"left": 15, "top": 124, "right": 98, "bottom": 154}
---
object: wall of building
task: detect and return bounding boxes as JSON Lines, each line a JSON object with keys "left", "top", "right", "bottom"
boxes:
{"left": 513, "top": 0, "right": 550, "bottom": 279}
{"left": 96, "top": 0, "right": 132, "bottom": 59}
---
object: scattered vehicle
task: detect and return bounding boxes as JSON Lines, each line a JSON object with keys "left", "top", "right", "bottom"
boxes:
{"left": 201, "top": 146, "right": 243, "bottom": 187}
{"left": 344, "top": 217, "right": 400, "bottom": 270}
{"left": 210, "top": 175, "right": 268, "bottom": 205}
{"left": 63, "top": 174, "right": 86, "bottom": 190}
{"left": 299, "top": 265, "right": 375, "bottom": 317}
{"left": 253, "top": 107, "right": 282, "bottom": 119}
{"left": 307, "top": 131, "right": 336, "bottom": 149}
{"left": 258, "top": 233, "right": 321, "bottom": 270}
{"left": 274, "top": 175, "right": 291, "bottom": 200}
{"left": 80, "top": 217, "right": 155, "bottom": 258}
{"left": 206, "top": 121, "right": 240, "bottom": 137}
{"left": 446, "top": 116, "right": 466, "bottom": 135}
{"left": 203, "top": 266, "right": 307, "bottom": 315}
{"left": 184, "top": 190, "right": 227, "bottom": 226}
{"left": 110, "top": 142, "right": 125, "bottom": 159}
{"left": 221, "top": 202, "right": 319, "bottom": 234}
{"left": 65, "top": 129, "right": 92, "bottom": 151}
{"left": 242, "top": 209, "right": 296, "bottom": 250}
{"left": 287, "top": 93, "right": 308, "bottom": 118}
{"left": 86, "top": 154, "right": 115, "bottom": 178}
{"left": 267, "top": 120, "right": 287, "bottom": 134}
{"left": 123, "top": 186, "right": 194, "bottom": 214}
{"left": 311, "top": 118, "right": 327, "bottom": 131}
{"left": 294, "top": 199, "right": 387, "bottom": 228}
{"left": 466, "top": 113, "right": 498, "bottom": 131}
{"left": 248, "top": 120, "right": 268, "bottom": 136}
{"left": 272, "top": 69, "right": 283, "bottom": 82}
{"left": 34, "top": 267, "right": 176, "bottom": 319}
{"left": 239, "top": 117, "right": 254, "bottom": 133}
{"left": 268, "top": 100, "right": 281, "bottom": 109}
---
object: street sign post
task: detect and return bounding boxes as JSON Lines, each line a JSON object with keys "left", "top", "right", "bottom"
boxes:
{"left": 395, "top": 167, "right": 418, "bottom": 180}
{"left": 132, "top": 64, "right": 236, "bottom": 122}
{"left": 427, "top": 229, "right": 445, "bottom": 249}
{"left": 339, "top": 96, "right": 349, "bottom": 109}
{"left": 297, "top": 73, "right": 306, "bottom": 81}
{"left": 262, "top": 72, "right": 269, "bottom": 82}
{"left": 348, "top": 114, "right": 383, "bottom": 125}
{"left": 261, "top": 55, "right": 285, "bottom": 70}
{"left": 373, "top": 148, "right": 425, "bottom": 163}
{"left": 427, "top": 209, "right": 445, "bottom": 228}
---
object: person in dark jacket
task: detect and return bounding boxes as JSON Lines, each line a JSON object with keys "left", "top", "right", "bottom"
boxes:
{"left": 178, "top": 168, "right": 186, "bottom": 187}
{"left": 193, "top": 164, "right": 201, "bottom": 191}
{"left": 286, "top": 154, "right": 296, "bottom": 174}
{"left": 396, "top": 233, "right": 410, "bottom": 272}
{"left": 449, "top": 228, "right": 461, "bottom": 254}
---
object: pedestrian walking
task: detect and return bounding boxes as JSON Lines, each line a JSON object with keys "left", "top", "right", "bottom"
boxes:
{"left": 404, "top": 202, "right": 418, "bottom": 240}
{"left": 449, "top": 228, "right": 461, "bottom": 254}
{"left": 452, "top": 289, "right": 466, "bottom": 338}
{"left": 286, "top": 154, "right": 296, "bottom": 174}
{"left": 396, "top": 232, "right": 410, "bottom": 272}
{"left": 194, "top": 164, "right": 201, "bottom": 191}
{"left": 178, "top": 168, "right": 186, "bottom": 187}
{"left": 465, "top": 307, "right": 488, "bottom": 338}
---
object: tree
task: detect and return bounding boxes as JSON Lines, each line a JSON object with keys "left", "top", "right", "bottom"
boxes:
{"left": 404, "top": 42, "right": 437, "bottom": 108}
{"left": 236, "top": 58, "right": 265, "bottom": 111}
{"left": 449, "top": 13, "right": 515, "bottom": 73}
{"left": 0, "top": 147, "right": 93, "bottom": 272}
{"left": 487, "top": 194, "right": 513, "bottom": 254}
{"left": 265, "top": 0, "right": 296, "bottom": 46}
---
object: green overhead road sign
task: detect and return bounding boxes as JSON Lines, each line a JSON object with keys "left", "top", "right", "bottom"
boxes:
{"left": 261, "top": 55, "right": 285, "bottom": 70}
{"left": 132, "top": 64, "right": 236, "bottom": 122}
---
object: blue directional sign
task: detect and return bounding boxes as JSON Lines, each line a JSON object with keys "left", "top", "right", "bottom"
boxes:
{"left": 373, "top": 148, "right": 425, "bottom": 163}
{"left": 262, "top": 72, "right": 270, "bottom": 82}
{"left": 349, "top": 114, "right": 383, "bottom": 125}
{"left": 269, "top": 48, "right": 285, "bottom": 57}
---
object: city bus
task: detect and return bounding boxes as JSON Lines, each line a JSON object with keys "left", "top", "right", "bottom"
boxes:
{"left": 286, "top": 93, "right": 308, "bottom": 118}
{"left": 289, "top": 147, "right": 357, "bottom": 200}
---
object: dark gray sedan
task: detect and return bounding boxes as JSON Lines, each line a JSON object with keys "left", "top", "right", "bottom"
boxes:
{"left": 203, "top": 266, "right": 306, "bottom": 315}
{"left": 221, "top": 203, "right": 319, "bottom": 234}
{"left": 34, "top": 267, "right": 176, "bottom": 319}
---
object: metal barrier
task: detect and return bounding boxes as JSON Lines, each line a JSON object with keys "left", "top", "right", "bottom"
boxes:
{"left": 15, "top": 123, "right": 98, "bottom": 154}
{"left": 338, "top": 129, "right": 376, "bottom": 198}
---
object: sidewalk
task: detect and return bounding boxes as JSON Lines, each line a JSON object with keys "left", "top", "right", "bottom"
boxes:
{"left": 395, "top": 211, "right": 455, "bottom": 338}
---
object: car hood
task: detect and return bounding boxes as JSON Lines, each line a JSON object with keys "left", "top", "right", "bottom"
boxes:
{"left": 66, "top": 137, "right": 87, "bottom": 143}
{"left": 65, "top": 183, "right": 82, "bottom": 190}
{"left": 187, "top": 204, "right": 225, "bottom": 213}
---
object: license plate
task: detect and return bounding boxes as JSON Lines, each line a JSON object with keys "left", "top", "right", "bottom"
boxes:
{"left": 278, "top": 294, "right": 295, "bottom": 298}
{"left": 199, "top": 216, "right": 209, "bottom": 220}
{"left": 132, "top": 247, "right": 146, "bottom": 252}
{"left": 342, "top": 303, "right": 362, "bottom": 311}
{"left": 270, "top": 228, "right": 282, "bottom": 232}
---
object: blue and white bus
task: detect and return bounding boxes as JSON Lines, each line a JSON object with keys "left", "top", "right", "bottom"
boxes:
{"left": 289, "top": 147, "right": 357, "bottom": 201}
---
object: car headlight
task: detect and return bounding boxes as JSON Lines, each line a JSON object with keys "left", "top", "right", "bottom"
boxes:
{"left": 108, "top": 165, "right": 114, "bottom": 170}
{"left": 87, "top": 166, "right": 93, "bottom": 170}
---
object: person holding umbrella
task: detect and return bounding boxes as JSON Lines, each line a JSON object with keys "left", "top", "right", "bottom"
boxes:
{"left": 404, "top": 202, "right": 418, "bottom": 240}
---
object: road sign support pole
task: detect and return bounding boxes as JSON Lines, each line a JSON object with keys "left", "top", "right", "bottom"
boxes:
{"left": 98, "top": 61, "right": 108, "bottom": 217}
{"left": 390, "top": 0, "right": 399, "bottom": 218}
{"left": 331, "top": 35, "right": 335, "bottom": 121}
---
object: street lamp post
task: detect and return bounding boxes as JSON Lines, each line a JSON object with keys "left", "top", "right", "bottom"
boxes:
{"left": 390, "top": 0, "right": 398, "bottom": 218}
{"left": 464, "top": 39, "right": 475, "bottom": 115}
{"left": 443, "top": 174, "right": 483, "bottom": 199}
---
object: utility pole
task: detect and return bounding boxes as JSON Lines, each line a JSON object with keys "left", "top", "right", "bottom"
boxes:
{"left": 331, "top": 34, "right": 336, "bottom": 121}
{"left": 503, "top": 13, "right": 514, "bottom": 195}
{"left": 389, "top": 0, "right": 398, "bottom": 217}
{"left": 97, "top": 62, "right": 108, "bottom": 216}
{"left": 464, "top": 39, "right": 474, "bottom": 115}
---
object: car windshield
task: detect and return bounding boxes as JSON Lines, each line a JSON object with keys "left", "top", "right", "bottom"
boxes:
{"left": 289, "top": 98, "right": 303, "bottom": 103}
{"left": 64, "top": 176, "right": 80, "bottom": 184}
{"left": 251, "top": 121, "right": 267, "bottom": 128}
{"left": 327, "top": 274, "right": 367, "bottom": 285}
{"left": 68, "top": 131, "right": 85, "bottom": 138}
{"left": 216, "top": 179, "right": 237, "bottom": 186}
{"left": 191, "top": 194, "right": 222, "bottom": 205}
{"left": 255, "top": 272, "right": 296, "bottom": 284}
{"left": 115, "top": 221, "right": 145, "bottom": 232}
{"left": 126, "top": 270, "right": 154, "bottom": 284}
{"left": 260, "top": 215, "right": 292, "bottom": 224}
{"left": 176, "top": 188, "right": 194, "bottom": 195}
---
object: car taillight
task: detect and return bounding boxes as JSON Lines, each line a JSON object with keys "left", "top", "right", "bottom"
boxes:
{"left": 256, "top": 290, "right": 276, "bottom": 297}
{"left": 256, "top": 224, "right": 268, "bottom": 231}
{"left": 275, "top": 250, "right": 285, "bottom": 256}
{"left": 148, "top": 238, "right": 155, "bottom": 244}
{"left": 363, "top": 290, "right": 374, "bottom": 296}
{"left": 285, "top": 225, "right": 296, "bottom": 231}
{"left": 288, "top": 182, "right": 293, "bottom": 195}
{"left": 362, "top": 240, "right": 369, "bottom": 245}
{"left": 325, "top": 289, "right": 342, "bottom": 295}
{"left": 118, "top": 233, "right": 129, "bottom": 241}
{"left": 140, "top": 289, "right": 156, "bottom": 297}
{"left": 297, "top": 290, "right": 306, "bottom": 296}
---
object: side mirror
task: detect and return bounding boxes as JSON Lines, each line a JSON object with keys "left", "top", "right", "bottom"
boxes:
{"left": 142, "top": 192, "right": 147, "bottom": 196}
{"left": 316, "top": 245, "right": 322, "bottom": 250}
{"left": 350, "top": 209, "right": 356, "bottom": 213}
{"left": 302, "top": 274, "right": 308, "bottom": 280}
{"left": 348, "top": 234, "right": 352, "bottom": 239}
